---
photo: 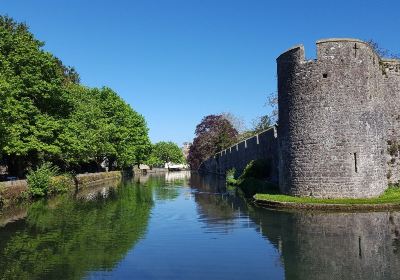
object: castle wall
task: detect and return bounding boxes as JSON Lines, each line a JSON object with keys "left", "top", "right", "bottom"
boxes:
{"left": 200, "top": 38, "right": 399, "bottom": 199}
{"left": 199, "top": 127, "right": 279, "bottom": 182}
{"left": 278, "top": 39, "right": 387, "bottom": 198}
{"left": 382, "top": 59, "right": 400, "bottom": 184}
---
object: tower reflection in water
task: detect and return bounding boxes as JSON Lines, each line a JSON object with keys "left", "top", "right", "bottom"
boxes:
{"left": 191, "top": 173, "right": 400, "bottom": 280}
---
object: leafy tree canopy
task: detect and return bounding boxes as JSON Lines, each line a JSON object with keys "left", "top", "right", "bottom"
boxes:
{"left": 0, "top": 16, "right": 151, "bottom": 176}
{"left": 188, "top": 115, "right": 238, "bottom": 170}
{"left": 252, "top": 115, "right": 272, "bottom": 133}
{"left": 146, "top": 142, "right": 185, "bottom": 167}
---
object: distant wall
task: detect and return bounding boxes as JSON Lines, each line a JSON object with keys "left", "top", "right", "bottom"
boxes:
{"left": 199, "top": 127, "right": 279, "bottom": 182}
{"left": 0, "top": 171, "right": 124, "bottom": 209}
{"left": 76, "top": 171, "right": 123, "bottom": 191}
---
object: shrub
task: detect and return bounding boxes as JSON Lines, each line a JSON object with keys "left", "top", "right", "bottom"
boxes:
{"left": 27, "top": 163, "right": 70, "bottom": 198}
{"left": 49, "top": 175, "right": 74, "bottom": 195}
{"left": 226, "top": 168, "right": 237, "bottom": 185}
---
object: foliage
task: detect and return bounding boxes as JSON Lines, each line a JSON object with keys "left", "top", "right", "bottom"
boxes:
{"left": 0, "top": 15, "right": 72, "bottom": 176}
{"left": 49, "top": 174, "right": 74, "bottom": 195}
{"left": 221, "top": 112, "right": 247, "bottom": 134}
{"left": 0, "top": 16, "right": 151, "bottom": 176}
{"left": 236, "top": 131, "right": 256, "bottom": 142}
{"left": 58, "top": 85, "right": 151, "bottom": 170}
{"left": 0, "top": 183, "right": 153, "bottom": 280}
{"left": 225, "top": 168, "right": 237, "bottom": 185}
{"left": 366, "top": 39, "right": 400, "bottom": 59}
{"left": 146, "top": 141, "right": 185, "bottom": 167}
{"left": 237, "top": 91, "right": 277, "bottom": 141}
{"left": 145, "top": 153, "right": 163, "bottom": 167}
{"left": 251, "top": 115, "right": 272, "bottom": 133}
{"left": 188, "top": 115, "right": 238, "bottom": 169}
{"left": 226, "top": 159, "right": 276, "bottom": 197}
{"left": 266, "top": 91, "right": 278, "bottom": 123}
{"left": 26, "top": 162, "right": 64, "bottom": 198}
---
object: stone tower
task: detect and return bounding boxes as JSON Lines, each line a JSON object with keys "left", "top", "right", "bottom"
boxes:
{"left": 277, "top": 39, "right": 391, "bottom": 198}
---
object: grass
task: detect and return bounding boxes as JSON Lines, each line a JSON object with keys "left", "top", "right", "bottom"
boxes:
{"left": 254, "top": 186, "right": 400, "bottom": 205}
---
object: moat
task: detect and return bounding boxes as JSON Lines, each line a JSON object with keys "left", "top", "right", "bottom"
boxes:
{"left": 1, "top": 172, "right": 400, "bottom": 280}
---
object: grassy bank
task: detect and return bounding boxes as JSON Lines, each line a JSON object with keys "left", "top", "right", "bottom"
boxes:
{"left": 228, "top": 160, "right": 400, "bottom": 208}
{"left": 254, "top": 186, "right": 400, "bottom": 205}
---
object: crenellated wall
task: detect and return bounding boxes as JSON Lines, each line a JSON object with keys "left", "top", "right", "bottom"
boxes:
{"left": 200, "top": 38, "right": 400, "bottom": 199}
{"left": 199, "top": 127, "right": 279, "bottom": 183}
{"left": 278, "top": 39, "right": 388, "bottom": 198}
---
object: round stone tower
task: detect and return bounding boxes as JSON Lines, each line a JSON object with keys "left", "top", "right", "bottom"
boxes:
{"left": 277, "top": 39, "right": 387, "bottom": 198}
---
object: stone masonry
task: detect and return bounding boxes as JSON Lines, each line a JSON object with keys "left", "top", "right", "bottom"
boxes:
{"left": 199, "top": 127, "right": 279, "bottom": 183}
{"left": 201, "top": 38, "right": 400, "bottom": 198}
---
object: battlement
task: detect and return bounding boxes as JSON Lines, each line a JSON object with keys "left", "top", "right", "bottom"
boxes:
{"left": 203, "top": 38, "right": 400, "bottom": 199}
{"left": 199, "top": 127, "right": 279, "bottom": 182}
{"left": 277, "top": 37, "right": 397, "bottom": 198}
{"left": 277, "top": 38, "right": 382, "bottom": 65}
{"left": 276, "top": 45, "right": 305, "bottom": 63}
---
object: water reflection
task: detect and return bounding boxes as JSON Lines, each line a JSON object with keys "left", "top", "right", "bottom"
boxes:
{"left": 190, "top": 173, "right": 247, "bottom": 234}
{"left": 250, "top": 209, "right": 400, "bottom": 280}
{"left": 190, "top": 173, "right": 400, "bottom": 280}
{"left": 134, "top": 172, "right": 190, "bottom": 201}
{"left": 1, "top": 173, "right": 400, "bottom": 280}
{"left": 0, "top": 182, "right": 153, "bottom": 280}
{"left": 165, "top": 170, "right": 191, "bottom": 182}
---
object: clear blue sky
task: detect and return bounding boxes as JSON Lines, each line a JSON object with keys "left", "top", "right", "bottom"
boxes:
{"left": 1, "top": 0, "right": 399, "bottom": 145}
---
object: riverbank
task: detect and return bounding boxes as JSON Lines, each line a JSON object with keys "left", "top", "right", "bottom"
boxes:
{"left": 0, "top": 171, "right": 125, "bottom": 209}
{"left": 253, "top": 186, "right": 400, "bottom": 211}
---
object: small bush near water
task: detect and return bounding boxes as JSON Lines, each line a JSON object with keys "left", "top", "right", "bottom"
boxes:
{"left": 226, "top": 159, "right": 278, "bottom": 197}
{"left": 226, "top": 168, "right": 237, "bottom": 186}
{"left": 27, "top": 163, "right": 72, "bottom": 198}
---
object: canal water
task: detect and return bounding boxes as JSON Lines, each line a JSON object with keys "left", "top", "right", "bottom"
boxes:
{"left": 1, "top": 172, "right": 400, "bottom": 280}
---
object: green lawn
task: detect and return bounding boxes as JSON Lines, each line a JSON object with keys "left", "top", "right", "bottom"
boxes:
{"left": 254, "top": 186, "right": 400, "bottom": 205}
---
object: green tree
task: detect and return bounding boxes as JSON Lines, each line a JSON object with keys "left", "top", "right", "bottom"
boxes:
{"left": 0, "top": 16, "right": 151, "bottom": 175}
{"left": 97, "top": 87, "right": 151, "bottom": 168}
{"left": 0, "top": 16, "right": 72, "bottom": 177}
{"left": 57, "top": 86, "right": 151, "bottom": 171}
{"left": 56, "top": 85, "right": 111, "bottom": 170}
{"left": 188, "top": 115, "right": 238, "bottom": 169}
{"left": 0, "top": 184, "right": 153, "bottom": 280}
{"left": 252, "top": 115, "right": 272, "bottom": 133}
{"left": 147, "top": 142, "right": 185, "bottom": 167}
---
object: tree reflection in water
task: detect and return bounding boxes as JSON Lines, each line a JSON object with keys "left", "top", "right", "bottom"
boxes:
{"left": 0, "top": 182, "right": 153, "bottom": 280}
{"left": 1, "top": 173, "right": 400, "bottom": 280}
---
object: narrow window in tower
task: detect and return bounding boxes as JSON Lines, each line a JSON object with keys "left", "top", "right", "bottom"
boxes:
{"left": 354, "top": 153, "right": 358, "bottom": 173}
{"left": 353, "top": 43, "right": 359, "bottom": 58}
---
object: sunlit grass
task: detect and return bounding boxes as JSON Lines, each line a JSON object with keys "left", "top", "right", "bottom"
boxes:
{"left": 254, "top": 186, "right": 400, "bottom": 205}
